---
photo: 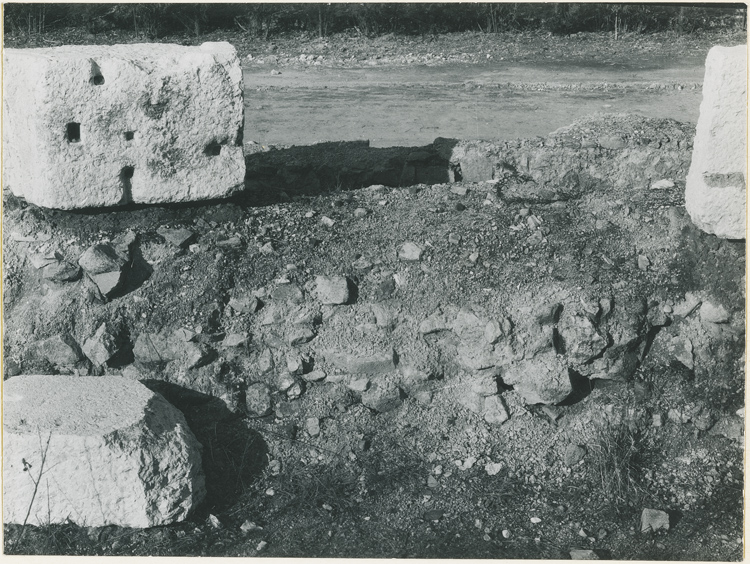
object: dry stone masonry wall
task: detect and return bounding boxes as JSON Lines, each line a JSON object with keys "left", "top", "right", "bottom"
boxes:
{"left": 685, "top": 44, "right": 747, "bottom": 240}
{"left": 3, "top": 42, "right": 245, "bottom": 209}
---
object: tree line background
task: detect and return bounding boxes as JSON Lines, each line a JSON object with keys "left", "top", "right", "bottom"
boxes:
{"left": 4, "top": 3, "right": 746, "bottom": 40}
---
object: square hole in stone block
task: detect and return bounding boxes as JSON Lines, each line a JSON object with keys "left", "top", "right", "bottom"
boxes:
{"left": 204, "top": 140, "right": 223, "bottom": 156}
{"left": 124, "top": 131, "right": 135, "bottom": 141}
{"left": 66, "top": 122, "right": 81, "bottom": 143}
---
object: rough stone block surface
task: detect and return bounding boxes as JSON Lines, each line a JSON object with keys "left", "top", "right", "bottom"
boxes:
{"left": 3, "top": 375, "right": 205, "bottom": 528}
{"left": 685, "top": 44, "right": 747, "bottom": 239}
{"left": 3, "top": 42, "right": 245, "bottom": 209}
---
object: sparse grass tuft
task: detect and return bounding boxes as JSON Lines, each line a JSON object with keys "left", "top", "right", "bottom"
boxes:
{"left": 270, "top": 461, "right": 360, "bottom": 518}
{"left": 588, "top": 421, "right": 652, "bottom": 513}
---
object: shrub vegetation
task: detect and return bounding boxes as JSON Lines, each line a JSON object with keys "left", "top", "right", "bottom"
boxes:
{"left": 4, "top": 3, "right": 746, "bottom": 40}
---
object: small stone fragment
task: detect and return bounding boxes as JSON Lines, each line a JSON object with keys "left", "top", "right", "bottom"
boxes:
{"left": 673, "top": 337, "right": 694, "bottom": 369}
{"left": 325, "top": 349, "right": 396, "bottom": 374}
{"left": 419, "top": 311, "right": 451, "bottom": 334}
{"left": 347, "top": 377, "right": 370, "bottom": 392}
{"left": 217, "top": 235, "right": 242, "bottom": 248}
{"left": 541, "top": 405, "right": 563, "bottom": 422}
{"left": 288, "top": 327, "right": 316, "bottom": 345}
{"left": 241, "top": 520, "right": 263, "bottom": 533}
{"left": 132, "top": 333, "right": 172, "bottom": 366}
{"left": 361, "top": 381, "right": 402, "bottom": 413}
{"left": 286, "top": 381, "right": 304, "bottom": 400}
{"left": 448, "top": 233, "right": 461, "bottom": 245}
{"left": 483, "top": 395, "right": 510, "bottom": 426}
{"left": 246, "top": 383, "right": 273, "bottom": 417}
{"left": 258, "top": 348, "right": 274, "bottom": 374}
{"left": 484, "top": 320, "right": 504, "bottom": 344}
{"left": 82, "top": 323, "right": 120, "bottom": 366}
{"left": 268, "top": 459, "right": 282, "bottom": 475}
{"left": 78, "top": 243, "right": 128, "bottom": 297}
{"left": 180, "top": 342, "right": 212, "bottom": 369}
{"left": 536, "top": 302, "right": 563, "bottom": 325}
{"left": 650, "top": 179, "right": 675, "bottom": 190}
{"left": 222, "top": 333, "right": 247, "bottom": 348}
{"left": 79, "top": 243, "right": 127, "bottom": 275}
{"left": 228, "top": 296, "right": 259, "bottom": 314}
{"left": 306, "top": 417, "right": 320, "bottom": 437}
{"left": 270, "top": 284, "right": 305, "bottom": 304}
{"left": 28, "top": 250, "right": 59, "bottom": 270}
{"left": 424, "top": 509, "right": 444, "bottom": 521}
{"left": 570, "top": 549, "right": 600, "bottom": 560}
{"left": 699, "top": 301, "right": 730, "bottom": 324}
{"left": 157, "top": 227, "right": 196, "bottom": 248}
{"left": 320, "top": 216, "right": 336, "bottom": 227}
{"left": 275, "top": 401, "right": 301, "bottom": 419}
{"left": 485, "top": 462, "right": 503, "bottom": 476}
{"left": 302, "top": 370, "right": 327, "bottom": 382}
{"left": 637, "top": 255, "right": 650, "bottom": 271}
{"left": 277, "top": 373, "right": 295, "bottom": 392}
{"left": 37, "top": 333, "right": 84, "bottom": 367}
{"left": 352, "top": 256, "right": 373, "bottom": 271}
{"left": 90, "top": 271, "right": 123, "bottom": 298}
{"left": 208, "top": 514, "right": 222, "bottom": 529}
{"left": 353, "top": 207, "right": 368, "bottom": 217}
{"left": 315, "top": 275, "right": 350, "bottom": 305}
{"left": 399, "top": 242, "right": 423, "bottom": 261}
{"left": 42, "top": 260, "right": 81, "bottom": 282}
{"left": 286, "top": 353, "right": 304, "bottom": 374}
{"left": 640, "top": 508, "right": 670, "bottom": 533}
{"left": 563, "top": 444, "right": 587, "bottom": 467}
{"left": 673, "top": 293, "right": 701, "bottom": 318}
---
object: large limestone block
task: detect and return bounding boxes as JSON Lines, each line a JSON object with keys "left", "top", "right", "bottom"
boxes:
{"left": 685, "top": 45, "right": 747, "bottom": 239}
{"left": 3, "top": 375, "right": 205, "bottom": 528}
{"left": 3, "top": 42, "right": 245, "bottom": 209}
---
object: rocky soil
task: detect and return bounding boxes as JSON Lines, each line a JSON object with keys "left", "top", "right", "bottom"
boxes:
{"left": 3, "top": 107, "right": 744, "bottom": 558}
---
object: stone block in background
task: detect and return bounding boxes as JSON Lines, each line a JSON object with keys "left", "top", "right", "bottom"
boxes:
{"left": 3, "top": 42, "right": 245, "bottom": 209}
{"left": 3, "top": 375, "right": 205, "bottom": 528}
{"left": 685, "top": 44, "right": 747, "bottom": 239}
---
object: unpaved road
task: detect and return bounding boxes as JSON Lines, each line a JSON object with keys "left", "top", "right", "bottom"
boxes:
{"left": 244, "top": 60, "right": 704, "bottom": 148}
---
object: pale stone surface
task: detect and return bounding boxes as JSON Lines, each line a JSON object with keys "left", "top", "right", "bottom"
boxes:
{"left": 3, "top": 42, "right": 245, "bottom": 209}
{"left": 325, "top": 349, "right": 396, "bottom": 374}
{"left": 685, "top": 45, "right": 747, "bottom": 239}
{"left": 502, "top": 350, "right": 572, "bottom": 405}
{"left": 3, "top": 375, "right": 205, "bottom": 528}
{"left": 640, "top": 508, "right": 670, "bottom": 533}
{"left": 314, "top": 275, "right": 350, "bottom": 305}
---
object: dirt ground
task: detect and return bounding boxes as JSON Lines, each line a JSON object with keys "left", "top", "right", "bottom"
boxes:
{"left": 2, "top": 29, "right": 746, "bottom": 559}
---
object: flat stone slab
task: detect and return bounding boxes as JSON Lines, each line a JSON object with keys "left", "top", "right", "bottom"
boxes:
{"left": 685, "top": 44, "right": 747, "bottom": 239}
{"left": 3, "top": 375, "right": 205, "bottom": 528}
{"left": 3, "top": 42, "right": 245, "bottom": 209}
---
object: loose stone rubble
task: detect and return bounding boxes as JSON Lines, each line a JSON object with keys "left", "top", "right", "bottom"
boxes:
{"left": 3, "top": 42, "right": 245, "bottom": 209}
{"left": 685, "top": 45, "right": 747, "bottom": 239}
{"left": 3, "top": 375, "right": 205, "bottom": 528}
